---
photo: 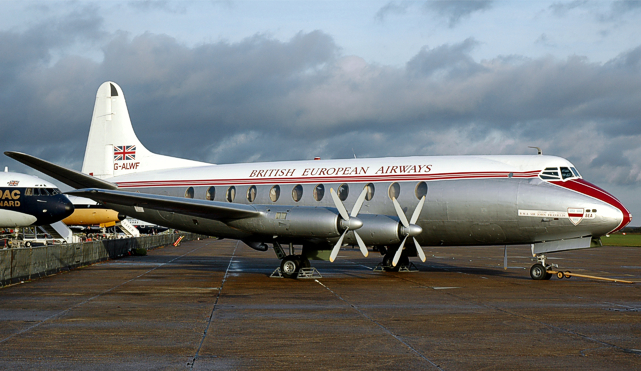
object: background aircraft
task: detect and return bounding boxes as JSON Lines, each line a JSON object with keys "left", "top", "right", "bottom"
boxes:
{"left": 6, "top": 82, "right": 632, "bottom": 279}
{"left": 0, "top": 169, "right": 74, "bottom": 244}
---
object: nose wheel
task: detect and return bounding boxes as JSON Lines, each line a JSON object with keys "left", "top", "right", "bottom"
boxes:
{"left": 530, "top": 254, "right": 553, "bottom": 280}
{"left": 529, "top": 263, "right": 552, "bottom": 280}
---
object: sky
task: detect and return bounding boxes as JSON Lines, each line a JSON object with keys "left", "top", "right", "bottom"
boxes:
{"left": 0, "top": 0, "right": 640, "bottom": 225}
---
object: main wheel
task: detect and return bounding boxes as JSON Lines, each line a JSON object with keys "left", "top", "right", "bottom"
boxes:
{"left": 280, "top": 256, "right": 299, "bottom": 278}
{"left": 382, "top": 253, "right": 396, "bottom": 271}
{"left": 299, "top": 256, "right": 311, "bottom": 269}
{"left": 530, "top": 263, "right": 549, "bottom": 280}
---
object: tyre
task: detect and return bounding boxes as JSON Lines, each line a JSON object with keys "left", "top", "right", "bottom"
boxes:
{"left": 299, "top": 256, "right": 311, "bottom": 269}
{"left": 530, "top": 263, "right": 548, "bottom": 280}
{"left": 280, "top": 256, "right": 299, "bottom": 278}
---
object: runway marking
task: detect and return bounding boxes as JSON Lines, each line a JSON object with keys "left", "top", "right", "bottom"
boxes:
{"left": 187, "top": 240, "right": 239, "bottom": 369}
{"left": 0, "top": 243, "right": 209, "bottom": 345}
{"left": 314, "top": 279, "right": 444, "bottom": 370}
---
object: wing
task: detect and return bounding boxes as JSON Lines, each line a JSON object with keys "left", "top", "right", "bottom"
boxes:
{"left": 67, "top": 188, "right": 259, "bottom": 221}
{"left": 4, "top": 152, "right": 118, "bottom": 190}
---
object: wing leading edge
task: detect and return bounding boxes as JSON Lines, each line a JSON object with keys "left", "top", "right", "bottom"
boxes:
{"left": 67, "top": 188, "right": 260, "bottom": 221}
{"left": 4, "top": 152, "right": 118, "bottom": 190}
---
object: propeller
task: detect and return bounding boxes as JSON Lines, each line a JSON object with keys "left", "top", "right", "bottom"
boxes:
{"left": 329, "top": 186, "right": 369, "bottom": 262}
{"left": 392, "top": 196, "right": 426, "bottom": 267}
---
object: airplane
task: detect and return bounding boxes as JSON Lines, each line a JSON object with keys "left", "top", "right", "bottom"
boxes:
{"left": 63, "top": 195, "right": 126, "bottom": 227}
{"left": 5, "top": 81, "right": 632, "bottom": 279}
{"left": 62, "top": 195, "right": 141, "bottom": 237}
{"left": 0, "top": 169, "right": 74, "bottom": 235}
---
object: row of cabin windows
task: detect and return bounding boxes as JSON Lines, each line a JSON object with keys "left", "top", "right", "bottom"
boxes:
{"left": 183, "top": 182, "right": 429, "bottom": 203}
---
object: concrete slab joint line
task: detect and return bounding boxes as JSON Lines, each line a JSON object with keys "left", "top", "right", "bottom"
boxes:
{"left": 0, "top": 243, "right": 207, "bottom": 345}
{"left": 398, "top": 274, "right": 641, "bottom": 359}
{"left": 188, "top": 240, "right": 239, "bottom": 369}
{"left": 314, "top": 279, "right": 444, "bottom": 370}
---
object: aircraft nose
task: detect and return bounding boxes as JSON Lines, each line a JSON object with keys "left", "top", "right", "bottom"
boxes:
{"left": 63, "top": 198, "right": 75, "bottom": 217}
{"left": 567, "top": 179, "right": 632, "bottom": 233}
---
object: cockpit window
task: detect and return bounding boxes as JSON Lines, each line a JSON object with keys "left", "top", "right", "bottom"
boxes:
{"left": 539, "top": 167, "right": 560, "bottom": 180}
{"left": 28, "top": 188, "right": 61, "bottom": 196}
{"left": 560, "top": 167, "right": 574, "bottom": 180}
{"left": 571, "top": 167, "right": 581, "bottom": 177}
{"left": 539, "top": 166, "right": 582, "bottom": 181}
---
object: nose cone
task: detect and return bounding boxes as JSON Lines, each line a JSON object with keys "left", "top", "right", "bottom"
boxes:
{"left": 61, "top": 195, "right": 75, "bottom": 219}
{"left": 557, "top": 179, "right": 632, "bottom": 233}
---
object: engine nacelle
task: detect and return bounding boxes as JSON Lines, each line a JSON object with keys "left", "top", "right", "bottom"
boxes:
{"left": 343, "top": 214, "right": 402, "bottom": 246}
{"left": 227, "top": 206, "right": 341, "bottom": 239}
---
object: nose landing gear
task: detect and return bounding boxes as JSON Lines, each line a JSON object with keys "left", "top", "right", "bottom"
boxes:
{"left": 530, "top": 254, "right": 553, "bottom": 280}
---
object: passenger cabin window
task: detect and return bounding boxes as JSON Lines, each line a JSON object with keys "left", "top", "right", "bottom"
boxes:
{"left": 292, "top": 184, "right": 303, "bottom": 202}
{"left": 364, "top": 183, "right": 375, "bottom": 201}
{"left": 415, "top": 182, "right": 428, "bottom": 199}
{"left": 247, "top": 185, "right": 257, "bottom": 203}
{"left": 388, "top": 182, "right": 400, "bottom": 200}
{"left": 270, "top": 185, "right": 280, "bottom": 202}
{"left": 313, "top": 184, "right": 325, "bottom": 201}
{"left": 226, "top": 186, "right": 236, "bottom": 202}
{"left": 206, "top": 186, "right": 215, "bottom": 201}
{"left": 337, "top": 184, "right": 349, "bottom": 201}
{"left": 25, "top": 188, "right": 33, "bottom": 196}
{"left": 185, "top": 187, "right": 194, "bottom": 199}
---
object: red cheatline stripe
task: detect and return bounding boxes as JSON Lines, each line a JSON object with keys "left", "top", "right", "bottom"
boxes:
{"left": 115, "top": 170, "right": 540, "bottom": 188}
{"left": 550, "top": 179, "right": 632, "bottom": 233}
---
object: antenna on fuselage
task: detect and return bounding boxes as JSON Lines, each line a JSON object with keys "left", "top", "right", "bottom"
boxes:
{"left": 528, "top": 146, "right": 542, "bottom": 155}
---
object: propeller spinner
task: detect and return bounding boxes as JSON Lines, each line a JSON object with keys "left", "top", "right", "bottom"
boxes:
{"left": 329, "top": 186, "right": 369, "bottom": 262}
{"left": 391, "top": 196, "right": 426, "bottom": 267}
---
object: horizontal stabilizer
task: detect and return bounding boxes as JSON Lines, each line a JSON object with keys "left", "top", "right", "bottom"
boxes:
{"left": 4, "top": 152, "right": 118, "bottom": 190}
{"left": 67, "top": 188, "right": 260, "bottom": 221}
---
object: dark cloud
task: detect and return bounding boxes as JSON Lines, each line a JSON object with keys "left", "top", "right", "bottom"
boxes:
{"left": 375, "top": 1, "right": 410, "bottom": 22}
{"left": 2, "top": 9, "right": 641, "bottom": 223}
{"left": 406, "top": 38, "right": 483, "bottom": 79}
{"left": 423, "top": 0, "right": 493, "bottom": 27}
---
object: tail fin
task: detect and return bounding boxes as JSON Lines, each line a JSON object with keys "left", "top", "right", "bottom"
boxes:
{"left": 81, "top": 81, "right": 207, "bottom": 179}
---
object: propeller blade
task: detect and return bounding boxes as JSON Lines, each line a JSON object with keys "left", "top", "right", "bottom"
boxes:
{"left": 392, "top": 236, "right": 408, "bottom": 266}
{"left": 351, "top": 187, "right": 369, "bottom": 217}
{"left": 410, "top": 196, "right": 426, "bottom": 224}
{"left": 330, "top": 230, "right": 347, "bottom": 262}
{"left": 354, "top": 231, "right": 368, "bottom": 257}
{"left": 392, "top": 197, "right": 409, "bottom": 228}
{"left": 330, "top": 188, "right": 350, "bottom": 221}
{"left": 413, "top": 237, "right": 426, "bottom": 262}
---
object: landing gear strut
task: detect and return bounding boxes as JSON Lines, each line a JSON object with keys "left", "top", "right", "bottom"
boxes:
{"left": 271, "top": 242, "right": 318, "bottom": 279}
{"left": 530, "top": 254, "right": 552, "bottom": 280}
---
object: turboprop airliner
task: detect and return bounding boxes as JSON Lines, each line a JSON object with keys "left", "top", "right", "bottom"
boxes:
{"left": 5, "top": 82, "right": 632, "bottom": 279}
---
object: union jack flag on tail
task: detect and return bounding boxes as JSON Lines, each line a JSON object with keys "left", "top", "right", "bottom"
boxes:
{"left": 114, "top": 145, "right": 136, "bottom": 161}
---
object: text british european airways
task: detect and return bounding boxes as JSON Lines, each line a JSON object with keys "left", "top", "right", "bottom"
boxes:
{"left": 249, "top": 165, "right": 432, "bottom": 178}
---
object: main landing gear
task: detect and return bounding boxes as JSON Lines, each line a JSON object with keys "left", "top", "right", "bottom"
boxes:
{"left": 270, "top": 242, "right": 321, "bottom": 279}
{"left": 374, "top": 247, "right": 416, "bottom": 272}
{"left": 279, "top": 254, "right": 311, "bottom": 278}
{"left": 530, "top": 254, "right": 553, "bottom": 280}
